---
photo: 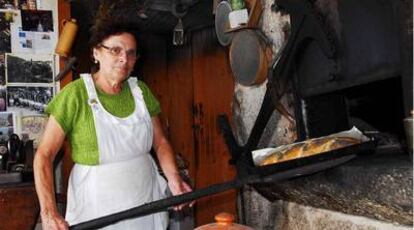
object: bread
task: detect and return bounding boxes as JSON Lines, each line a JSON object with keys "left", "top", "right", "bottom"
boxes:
{"left": 260, "top": 142, "right": 305, "bottom": 165}
{"left": 259, "top": 136, "right": 361, "bottom": 166}
{"left": 330, "top": 137, "right": 361, "bottom": 149}
{"left": 301, "top": 137, "right": 336, "bottom": 157}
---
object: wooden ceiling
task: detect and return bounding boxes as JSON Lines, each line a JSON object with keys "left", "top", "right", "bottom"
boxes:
{"left": 70, "top": 0, "right": 214, "bottom": 35}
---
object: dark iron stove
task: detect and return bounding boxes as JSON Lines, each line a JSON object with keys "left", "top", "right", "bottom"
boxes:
{"left": 288, "top": 0, "right": 411, "bottom": 144}
{"left": 220, "top": 0, "right": 411, "bottom": 164}
{"left": 214, "top": 0, "right": 412, "bottom": 198}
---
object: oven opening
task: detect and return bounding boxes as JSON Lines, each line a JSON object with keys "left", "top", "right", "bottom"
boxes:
{"left": 346, "top": 77, "right": 406, "bottom": 148}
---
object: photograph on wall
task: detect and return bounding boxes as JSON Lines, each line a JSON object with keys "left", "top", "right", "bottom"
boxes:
{"left": 21, "top": 10, "right": 53, "bottom": 32}
{"left": 0, "top": 11, "right": 12, "bottom": 52}
{"left": 21, "top": 114, "right": 47, "bottom": 148}
{"left": 0, "top": 0, "right": 15, "bottom": 9}
{"left": 0, "top": 84, "right": 5, "bottom": 111}
{"left": 0, "top": 111, "right": 14, "bottom": 139}
{"left": 7, "top": 86, "right": 53, "bottom": 115}
{"left": 0, "top": 54, "right": 4, "bottom": 84}
{"left": 6, "top": 53, "right": 54, "bottom": 83}
{"left": 17, "top": 0, "right": 36, "bottom": 10}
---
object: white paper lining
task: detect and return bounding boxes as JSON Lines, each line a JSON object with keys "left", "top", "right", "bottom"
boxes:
{"left": 252, "top": 126, "right": 370, "bottom": 166}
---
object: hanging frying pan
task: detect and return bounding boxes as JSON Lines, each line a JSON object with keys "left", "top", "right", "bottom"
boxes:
{"left": 229, "top": 29, "right": 272, "bottom": 86}
{"left": 215, "top": 1, "right": 233, "bottom": 46}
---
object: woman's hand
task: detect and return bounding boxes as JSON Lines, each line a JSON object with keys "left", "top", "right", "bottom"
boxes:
{"left": 152, "top": 117, "right": 195, "bottom": 210}
{"left": 167, "top": 173, "right": 194, "bottom": 210}
{"left": 34, "top": 116, "right": 68, "bottom": 230}
{"left": 41, "top": 210, "right": 69, "bottom": 230}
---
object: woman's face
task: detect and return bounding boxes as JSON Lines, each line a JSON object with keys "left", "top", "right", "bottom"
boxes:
{"left": 93, "top": 32, "right": 137, "bottom": 83}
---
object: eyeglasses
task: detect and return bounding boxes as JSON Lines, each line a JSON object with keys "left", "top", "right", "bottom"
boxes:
{"left": 99, "top": 44, "right": 138, "bottom": 59}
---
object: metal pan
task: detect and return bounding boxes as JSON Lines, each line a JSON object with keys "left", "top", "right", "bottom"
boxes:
{"left": 229, "top": 29, "right": 272, "bottom": 86}
{"left": 248, "top": 140, "right": 377, "bottom": 177}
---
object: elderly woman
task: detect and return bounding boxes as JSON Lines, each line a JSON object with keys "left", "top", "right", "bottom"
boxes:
{"left": 33, "top": 20, "right": 192, "bottom": 230}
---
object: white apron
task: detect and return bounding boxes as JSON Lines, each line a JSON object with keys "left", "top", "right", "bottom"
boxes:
{"left": 65, "top": 74, "right": 168, "bottom": 229}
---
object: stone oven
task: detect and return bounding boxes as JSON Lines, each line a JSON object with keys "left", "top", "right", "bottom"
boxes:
{"left": 227, "top": 0, "right": 413, "bottom": 229}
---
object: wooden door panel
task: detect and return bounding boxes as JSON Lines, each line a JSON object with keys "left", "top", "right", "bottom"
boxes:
{"left": 142, "top": 34, "right": 169, "bottom": 125}
{"left": 167, "top": 46, "right": 196, "bottom": 179}
{"left": 192, "top": 28, "right": 236, "bottom": 226}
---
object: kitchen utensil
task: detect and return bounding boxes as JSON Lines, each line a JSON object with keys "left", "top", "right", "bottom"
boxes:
{"left": 55, "top": 19, "right": 78, "bottom": 57}
{"left": 215, "top": 1, "right": 234, "bottom": 46}
{"left": 229, "top": 29, "right": 271, "bottom": 86}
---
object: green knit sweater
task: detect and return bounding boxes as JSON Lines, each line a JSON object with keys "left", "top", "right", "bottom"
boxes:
{"left": 46, "top": 77, "right": 161, "bottom": 165}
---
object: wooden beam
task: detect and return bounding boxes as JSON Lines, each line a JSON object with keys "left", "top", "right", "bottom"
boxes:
{"left": 57, "top": 0, "right": 73, "bottom": 207}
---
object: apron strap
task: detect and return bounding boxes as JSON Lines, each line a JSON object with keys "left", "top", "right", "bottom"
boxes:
{"left": 127, "top": 77, "right": 151, "bottom": 120}
{"left": 81, "top": 74, "right": 100, "bottom": 109}
{"left": 127, "top": 77, "right": 144, "bottom": 101}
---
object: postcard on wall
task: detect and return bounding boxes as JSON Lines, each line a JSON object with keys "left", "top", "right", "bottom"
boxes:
{"left": 21, "top": 10, "right": 52, "bottom": 32}
{"left": 21, "top": 114, "right": 47, "bottom": 148}
{"left": 11, "top": 27, "right": 56, "bottom": 54}
{"left": 0, "top": 111, "right": 14, "bottom": 139}
{"left": 6, "top": 53, "right": 54, "bottom": 84}
{"left": 6, "top": 85, "right": 53, "bottom": 117}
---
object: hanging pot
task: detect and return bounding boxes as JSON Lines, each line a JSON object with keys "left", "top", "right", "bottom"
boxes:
{"left": 194, "top": 212, "right": 254, "bottom": 230}
{"left": 229, "top": 29, "right": 272, "bottom": 86}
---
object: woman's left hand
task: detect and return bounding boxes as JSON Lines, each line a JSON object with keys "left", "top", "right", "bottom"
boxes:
{"left": 167, "top": 173, "right": 194, "bottom": 210}
{"left": 151, "top": 117, "right": 195, "bottom": 210}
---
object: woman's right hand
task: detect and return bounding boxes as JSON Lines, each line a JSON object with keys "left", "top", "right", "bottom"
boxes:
{"left": 41, "top": 211, "right": 69, "bottom": 230}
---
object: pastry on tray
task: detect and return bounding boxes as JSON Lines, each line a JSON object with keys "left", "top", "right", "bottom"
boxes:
{"left": 259, "top": 136, "right": 361, "bottom": 166}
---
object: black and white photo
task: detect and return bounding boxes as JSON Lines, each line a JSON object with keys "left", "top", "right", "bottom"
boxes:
{"left": 6, "top": 53, "right": 54, "bottom": 83}
{"left": 21, "top": 10, "right": 53, "bottom": 32}
{"left": 7, "top": 86, "right": 53, "bottom": 114}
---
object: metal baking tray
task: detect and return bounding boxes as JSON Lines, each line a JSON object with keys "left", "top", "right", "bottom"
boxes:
{"left": 247, "top": 139, "right": 377, "bottom": 178}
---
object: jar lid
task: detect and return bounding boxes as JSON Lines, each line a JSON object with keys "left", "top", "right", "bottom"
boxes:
{"left": 194, "top": 212, "right": 254, "bottom": 230}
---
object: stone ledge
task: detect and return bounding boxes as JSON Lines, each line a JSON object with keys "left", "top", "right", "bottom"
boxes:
{"left": 251, "top": 152, "right": 413, "bottom": 225}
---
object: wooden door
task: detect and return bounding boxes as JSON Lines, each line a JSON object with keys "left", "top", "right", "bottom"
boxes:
{"left": 191, "top": 28, "right": 236, "bottom": 225}
{"left": 142, "top": 28, "right": 236, "bottom": 226}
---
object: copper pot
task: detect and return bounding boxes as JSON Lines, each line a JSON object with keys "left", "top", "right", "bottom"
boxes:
{"left": 195, "top": 212, "right": 254, "bottom": 230}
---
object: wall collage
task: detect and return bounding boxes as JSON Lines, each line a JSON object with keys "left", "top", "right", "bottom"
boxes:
{"left": 0, "top": 0, "right": 57, "bottom": 148}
